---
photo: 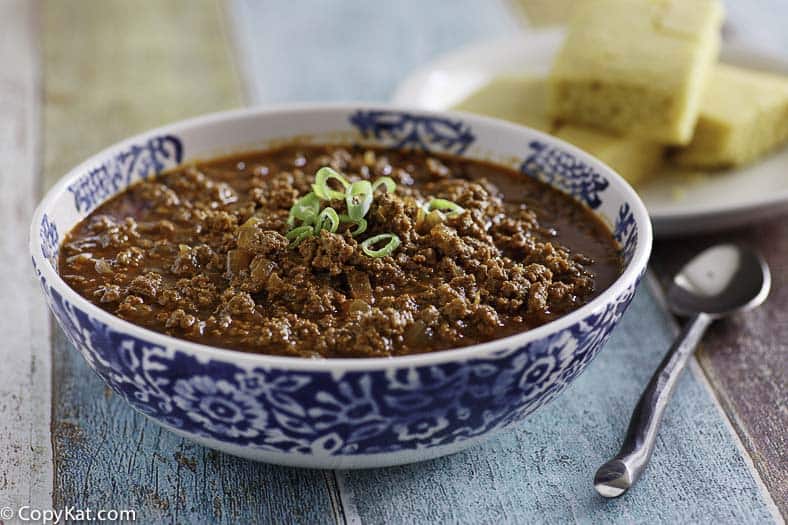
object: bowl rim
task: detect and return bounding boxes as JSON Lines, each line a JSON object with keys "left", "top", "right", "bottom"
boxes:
{"left": 30, "top": 102, "right": 653, "bottom": 371}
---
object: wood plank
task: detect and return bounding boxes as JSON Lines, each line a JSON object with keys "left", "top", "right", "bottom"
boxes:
{"left": 232, "top": 0, "right": 783, "bottom": 521}
{"left": 42, "top": 1, "right": 335, "bottom": 521}
{"left": 0, "top": 0, "right": 54, "bottom": 510}
{"left": 337, "top": 284, "right": 779, "bottom": 524}
{"left": 652, "top": 222, "right": 788, "bottom": 516}
{"left": 52, "top": 327, "right": 335, "bottom": 524}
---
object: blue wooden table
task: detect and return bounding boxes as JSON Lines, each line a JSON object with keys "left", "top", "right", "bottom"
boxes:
{"left": 1, "top": 0, "right": 785, "bottom": 523}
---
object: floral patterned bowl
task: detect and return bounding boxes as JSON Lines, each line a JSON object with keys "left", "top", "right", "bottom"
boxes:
{"left": 30, "top": 104, "right": 651, "bottom": 468}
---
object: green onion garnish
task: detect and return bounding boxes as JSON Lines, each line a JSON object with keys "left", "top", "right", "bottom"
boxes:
{"left": 424, "top": 198, "right": 464, "bottom": 217}
{"left": 371, "top": 176, "right": 396, "bottom": 194}
{"left": 339, "top": 215, "right": 368, "bottom": 236}
{"left": 346, "top": 180, "right": 373, "bottom": 220}
{"left": 360, "top": 233, "right": 401, "bottom": 257}
{"left": 285, "top": 168, "right": 402, "bottom": 254}
{"left": 285, "top": 225, "right": 314, "bottom": 247}
{"left": 314, "top": 207, "right": 340, "bottom": 234}
{"left": 287, "top": 191, "right": 321, "bottom": 226}
{"left": 312, "top": 167, "right": 350, "bottom": 201}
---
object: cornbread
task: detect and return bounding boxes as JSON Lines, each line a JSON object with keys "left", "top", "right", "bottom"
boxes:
{"left": 555, "top": 126, "right": 664, "bottom": 186}
{"left": 674, "top": 64, "right": 788, "bottom": 168}
{"left": 548, "top": 0, "right": 724, "bottom": 145}
{"left": 453, "top": 75, "right": 663, "bottom": 185}
{"left": 453, "top": 75, "right": 553, "bottom": 132}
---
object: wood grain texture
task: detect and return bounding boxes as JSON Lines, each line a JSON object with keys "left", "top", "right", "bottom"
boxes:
{"left": 653, "top": 222, "right": 788, "bottom": 517}
{"left": 42, "top": 1, "right": 335, "bottom": 522}
{"left": 0, "top": 0, "right": 54, "bottom": 510}
{"left": 337, "top": 284, "right": 778, "bottom": 525}
{"left": 51, "top": 327, "right": 335, "bottom": 524}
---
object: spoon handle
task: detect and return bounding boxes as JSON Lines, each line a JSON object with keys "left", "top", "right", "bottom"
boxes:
{"left": 594, "top": 312, "right": 713, "bottom": 498}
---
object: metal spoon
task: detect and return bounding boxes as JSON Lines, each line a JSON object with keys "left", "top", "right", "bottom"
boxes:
{"left": 594, "top": 244, "right": 771, "bottom": 498}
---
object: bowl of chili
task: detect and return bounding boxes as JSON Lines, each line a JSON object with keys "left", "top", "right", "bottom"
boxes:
{"left": 30, "top": 104, "right": 651, "bottom": 468}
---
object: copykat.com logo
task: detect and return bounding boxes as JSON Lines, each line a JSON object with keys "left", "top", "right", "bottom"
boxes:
{"left": 0, "top": 505, "right": 136, "bottom": 523}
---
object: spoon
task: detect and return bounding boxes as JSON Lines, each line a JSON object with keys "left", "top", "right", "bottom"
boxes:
{"left": 594, "top": 244, "right": 771, "bottom": 498}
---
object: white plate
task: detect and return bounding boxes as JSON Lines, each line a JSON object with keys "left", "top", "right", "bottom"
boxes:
{"left": 392, "top": 29, "right": 788, "bottom": 236}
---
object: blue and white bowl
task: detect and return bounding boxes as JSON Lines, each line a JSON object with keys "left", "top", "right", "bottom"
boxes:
{"left": 30, "top": 105, "right": 652, "bottom": 468}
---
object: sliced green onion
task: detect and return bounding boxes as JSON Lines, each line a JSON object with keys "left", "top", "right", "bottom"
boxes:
{"left": 314, "top": 207, "right": 340, "bottom": 234}
{"left": 371, "top": 176, "right": 396, "bottom": 194}
{"left": 425, "top": 198, "right": 464, "bottom": 217}
{"left": 351, "top": 218, "right": 368, "bottom": 237}
{"left": 287, "top": 191, "right": 321, "bottom": 226}
{"left": 285, "top": 225, "right": 314, "bottom": 247}
{"left": 340, "top": 215, "right": 368, "bottom": 237}
{"left": 346, "top": 180, "right": 373, "bottom": 220}
{"left": 312, "top": 167, "right": 350, "bottom": 201}
{"left": 360, "top": 233, "right": 401, "bottom": 257}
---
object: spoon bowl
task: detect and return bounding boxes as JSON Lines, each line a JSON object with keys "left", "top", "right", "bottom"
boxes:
{"left": 668, "top": 244, "right": 771, "bottom": 319}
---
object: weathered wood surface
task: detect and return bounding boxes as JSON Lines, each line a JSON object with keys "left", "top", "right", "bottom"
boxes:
{"left": 653, "top": 222, "right": 788, "bottom": 516}
{"left": 0, "top": 0, "right": 54, "bottom": 511}
{"left": 51, "top": 326, "right": 336, "bottom": 524}
{"left": 42, "top": 1, "right": 334, "bottom": 522}
{"left": 29, "top": 0, "right": 785, "bottom": 522}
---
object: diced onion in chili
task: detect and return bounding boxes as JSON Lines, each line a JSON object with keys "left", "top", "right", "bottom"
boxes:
{"left": 423, "top": 210, "right": 445, "bottom": 229}
{"left": 360, "top": 233, "right": 401, "bottom": 257}
{"left": 415, "top": 206, "right": 425, "bottom": 228}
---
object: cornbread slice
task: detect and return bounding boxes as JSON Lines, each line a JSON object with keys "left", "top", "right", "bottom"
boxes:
{"left": 674, "top": 64, "right": 788, "bottom": 168}
{"left": 453, "top": 75, "right": 664, "bottom": 185}
{"left": 549, "top": 0, "right": 724, "bottom": 145}
{"left": 453, "top": 75, "right": 553, "bottom": 132}
{"left": 555, "top": 125, "right": 664, "bottom": 186}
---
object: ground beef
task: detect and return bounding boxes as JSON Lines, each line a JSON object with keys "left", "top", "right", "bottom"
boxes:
{"left": 59, "top": 145, "right": 622, "bottom": 358}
